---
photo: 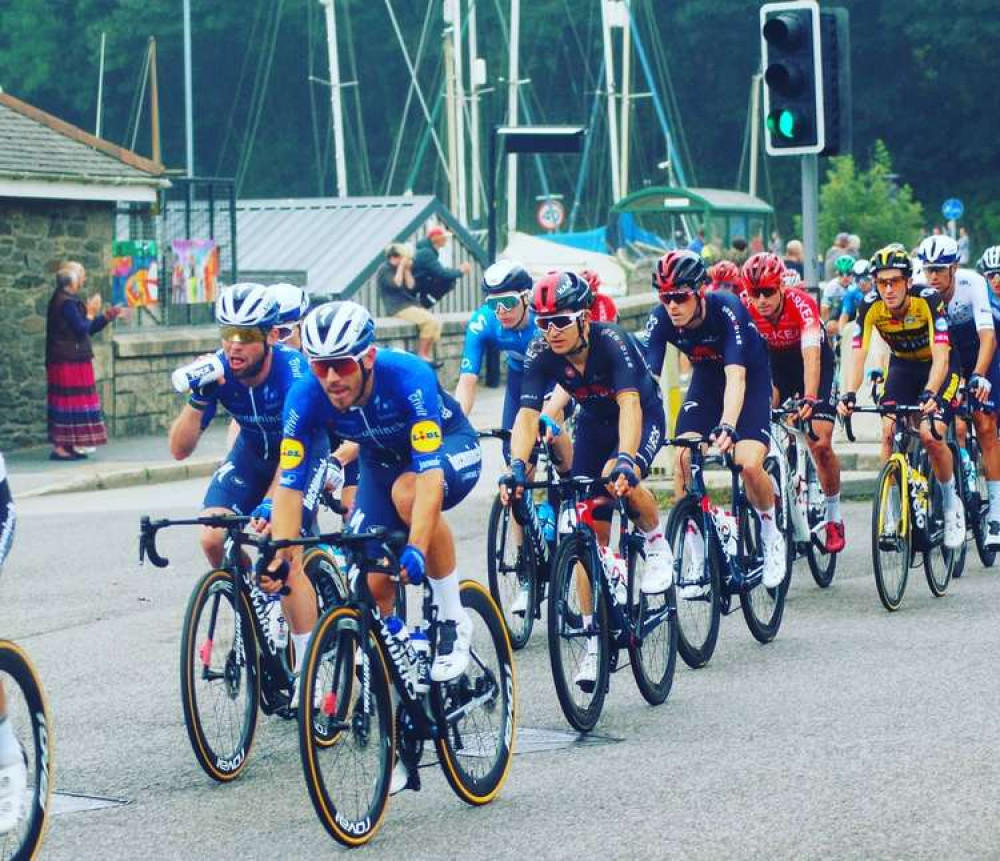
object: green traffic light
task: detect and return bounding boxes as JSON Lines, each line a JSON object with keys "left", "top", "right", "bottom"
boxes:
{"left": 767, "top": 109, "right": 801, "bottom": 141}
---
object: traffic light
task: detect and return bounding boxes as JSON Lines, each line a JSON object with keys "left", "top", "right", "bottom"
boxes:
{"left": 760, "top": 0, "right": 824, "bottom": 155}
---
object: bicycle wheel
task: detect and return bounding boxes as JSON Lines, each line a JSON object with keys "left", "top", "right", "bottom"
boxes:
{"left": 434, "top": 580, "right": 516, "bottom": 806}
{"left": 968, "top": 436, "right": 997, "bottom": 568}
{"left": 547, "top": 534, "right": 610, "bottom": 733}
{"left": 804, "top": 456, "right": 838, "bottom": 588}
{"left": 871, "top": 459, "right": 910, "bottom": 611}
{"left": 180, "top": 569, "right": 260, "bottom": 782}
{"left": 298, "top": 605, "right": 393, "bottom": 848}
{"left": 0, "top": 641, "right": 52, "bottom": 861}
{"left": 626, "top": 543, "right": 678, "bottom": 705}
{"left": 665, "top": 496, "right": 721, "bottom": 669}
{"left": 740, "top": 457, "right": 789, "bottom": 643}
{"left": 486, "top": 494, "right": 535, "bottom": 651}
{"left": 923, "top": 468, "right": 954, "bottom": 597}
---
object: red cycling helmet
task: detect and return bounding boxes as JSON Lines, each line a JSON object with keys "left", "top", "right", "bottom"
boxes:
{"left": 710, "top": 260, "right": 741, "bottom": 288}
{"left": 741, "top": 252, "right": 786, "bottom": 292}
{"left": 532, "top": 271, "right": 592, "bottom": 315}
{"left": 580, "top": 269, "right": 602, "bottom": 294}
{"left": 652, "top": 250, "right": 709, "bottom": 293}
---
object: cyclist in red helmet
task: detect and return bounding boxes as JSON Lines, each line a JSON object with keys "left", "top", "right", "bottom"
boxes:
{"left": 708, "top": 260, "right": 743, "bottom": 296}
{"left": 742, "top": 252, "right": 845, "bottom": 553}
{"left": 581, "top": 268, "right": 619, "bottom": 323}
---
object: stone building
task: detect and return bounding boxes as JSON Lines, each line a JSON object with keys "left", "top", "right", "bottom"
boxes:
{"left": 0, "top": 92, "right": 166, "bottom": 448}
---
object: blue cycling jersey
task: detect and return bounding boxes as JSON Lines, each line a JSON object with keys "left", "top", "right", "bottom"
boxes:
{"left": 840, "top": 286, "right": 866, "bottom": 321}
{"left": 280, "top": 348, "right": 471, "bottom": 491}
{"left": 460, "top": 304, "right": 537, "bottom": 375}
{"left": 199, "top": 344, "right": 307, "bottom": 460}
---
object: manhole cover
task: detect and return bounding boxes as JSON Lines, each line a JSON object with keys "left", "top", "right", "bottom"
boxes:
{"left": 52, "top": 792, "right": 129, "bottom": 816}
{"left": 454, "top": 726, "right": 621, "bottom": 758}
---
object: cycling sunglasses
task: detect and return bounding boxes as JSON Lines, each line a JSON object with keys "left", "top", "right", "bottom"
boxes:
{"left": 220, "top": 325, "right": 267, "bottom": 343}
{"left": 485, "top": 293, "right": 524, "bottom": 313}
{"left": 874, "top": 275, "right": 907, "bottom": 289}
{"left": 309, "top": 354, "right": 363, "bottom": 377}
{"left": 658, "top": 290, "right": 697, "bottom": 306}
{"left": 749, "top": 287, "right": 780, "bottom": 298}
{"left": 536, "top": 312, "right": 582, "bottom": 332}
{"left": 276, "top": 324, "right": 298, "bottom": 343}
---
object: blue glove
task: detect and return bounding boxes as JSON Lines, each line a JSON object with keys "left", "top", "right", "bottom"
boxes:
{"left": 500, "top": 458, "right": 528, "bottom": 491}
{"left": 608, "top": 454, "right": 640, "bottom": 488}
{"left": 539, "top": 414, "right": 562, "bottom": 439}
{"left": 400, "top": 544, "right": 426, "bottom": 585}
{"left": 250, "top": 498, "right": 273, "bottom": 522}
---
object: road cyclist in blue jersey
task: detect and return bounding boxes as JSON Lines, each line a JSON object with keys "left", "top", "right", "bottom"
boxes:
{"left": 644, "top": 249, "right": 786, "bottom": 589}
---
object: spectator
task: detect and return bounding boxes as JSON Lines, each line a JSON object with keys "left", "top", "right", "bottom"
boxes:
{"left": 784, "top": 239, "right": 805, "bottom": 276}
{"left": 45, "top": 262, "right": 124, "bottom": 461}
{"left": 412, "top": 225, "right": 471, "bottom": 309}
{"left": 687, "top": 229, "right": 706, "bottom": 255}
{"left": 768, "top": 230, "right": 783, "bottom": 254}
{"left": 823, "top": 232, "right": 851, "bottom": 279}
{"left": 847, "top": 234, "right": 862, "bottom": 256}
{"left": 376, "top": 242, "right": 442, "bottom": 368}
{"left": 750, "top": 232, "right": 765, "bottom": 253}
{"left": 958, "top": 226, "right": 971, "bottom": 264}
{"left": 726, "top": 236, "right": 749, "bottom": 265}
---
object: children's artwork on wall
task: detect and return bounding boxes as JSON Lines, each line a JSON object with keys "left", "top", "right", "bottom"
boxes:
{"left": 170, "top": 239, "right": 220, "bottom": 304}
{"left": 111, "top": 240, "right": 159, "bottom": 307}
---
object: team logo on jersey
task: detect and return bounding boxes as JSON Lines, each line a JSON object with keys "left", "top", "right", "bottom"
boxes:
{"left": 279, "top": 438, "right": 304, "bottom": 469}
{"left": 410, "top": 420, "right": 443, "bottom": 453}
{"left": 935, "top": 317, "right": 948, "bottom": 332}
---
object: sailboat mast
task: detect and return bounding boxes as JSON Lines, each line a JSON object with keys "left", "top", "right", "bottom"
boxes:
{"left": 619, "top": 7, "right": 632, "bottom": 198}
{"left": 320, "top": 0, "right": 349, "bottom": 197}
{"left": 749, "top": 73, "right": 761, "bottom": 198}
{"left": 450, "top": 0, "right": 468, "bottom": 223}
{"left": 505, "top": 0, "right": 521, "bottom": 237}
{"left": 600, "top": 0, "right": 622, "bottom": 203}
{"left": 468, "top": 0, "right": 483, "bottom": 222}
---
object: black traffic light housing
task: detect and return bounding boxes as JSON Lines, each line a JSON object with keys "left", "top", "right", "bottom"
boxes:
{"left": 818, "top": 7, "right": 852, "bottom": 156}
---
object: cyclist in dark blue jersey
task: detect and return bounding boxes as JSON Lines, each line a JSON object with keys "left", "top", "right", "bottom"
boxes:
{"left": 646, "top": 250, "right": 785, "bottom": 589}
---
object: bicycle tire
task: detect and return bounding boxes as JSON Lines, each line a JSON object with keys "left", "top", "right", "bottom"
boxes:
{"left": 298, "top": 605, "right": 394, "bottom": 848}
{"left": 486, "top": 495, "right": 535, "bottom": 650}
{"left": 968, "top": 436, "right": 997, "bottom": 568}
{"left": 740, "top": 457, "right": 789, "bottom": 643}
{"left": 872, "top": 460, "right": 910, "bottom": 611}
{"left": 180, "top": 569, "right": 260, "bottom": 782}
{"left": 804, "top": 456, "right": 838, "bottom": 588}
{"left": 547, "top": 534, "right": 610, "bottom": 733}
{"left": 665, "top": 496, "right": 721, "bottom": 669}
{"left": 626, "top": 545, "right": 678, "bottom": 705}
{"left": 433, "top": 580, "right": 517, "bottom": 806}
{"left": 0, "top": 640, "right": 52, "bottom": 861}
{"left": 923, "top": 467, "right": 954, "bottom": 597}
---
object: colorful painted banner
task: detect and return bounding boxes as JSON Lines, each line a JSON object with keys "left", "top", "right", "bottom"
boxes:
{"left": 111, "top": 240, "right": 159, "bottom": 307}
{"left": 170, "top": 239, "right": 220, "bottom": 304}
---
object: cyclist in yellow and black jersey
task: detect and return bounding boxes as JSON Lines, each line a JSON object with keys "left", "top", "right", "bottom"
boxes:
{"left": 839, "top": 244, "right": 965, "bottom": 548}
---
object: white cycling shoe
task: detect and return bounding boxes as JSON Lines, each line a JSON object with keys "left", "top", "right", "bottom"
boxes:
{"left": 430, "top": 614, "right": 473, "bottom": 683}
{"left": 390, "top": 759, "right": 413, "bottom": 795}
{"left": 0, "top": 754, "right": 26, "bottom": 835}
{"left": 509, "top": 584, "right": 531, "bottom": 617}
{"left": 761, "top": 533, "right": 787, "bottom": 589}
{"left": 943, "top": 507, "right": 966, "bottom": 549}
{"left": 985, "top": 519, "right": 1000, "bottom": 550}
{"left": 574, "top": 651, "right": 599, "bottom": 692}
{"left": 641, "top": 540, "right": 674, "bottom": 594}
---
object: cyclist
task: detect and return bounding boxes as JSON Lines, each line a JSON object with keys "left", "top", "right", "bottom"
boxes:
{"left": 821, "top": 254, "right": 856, "bottom": 335}
{"left": 838, "top": 259, "right": 871, "bottom": 330}
{"left": 0, "top": 453, "right": 24, "bottom": 835}
{"left": 978, "top": 246, "right": 1000, "bottom": 302}
{"left": 708, "top": 260, "right": 743, "bottom": 296}
{"left": 645, "top": 250, "right": 786, "bottom": 588}
{"left": 581, "top": 269, "right": 619, "bottom": 322}
{"left": 838, "top": 245, "right": 965, "bottom": 548}
{"left": 269, "top": 301, "right": 482, "bottom": 690}
{"left": 502, "top": 271, "right": 670, "bottom": 687}
{"left": 742, "top": 253, "right": 845, "bottom": 553}
{"left": 917, "top": 236, "right": 1000, "bottom": 546}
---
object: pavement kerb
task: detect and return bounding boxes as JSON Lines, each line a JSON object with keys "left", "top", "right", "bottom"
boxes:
{"left": 19, "top": 458, "right": 220, "bottom": 498}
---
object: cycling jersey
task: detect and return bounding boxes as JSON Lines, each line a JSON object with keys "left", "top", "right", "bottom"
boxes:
{"left": 840, "top": 285, "right": 867, "bottom": 321}
{"left": 460, "top": 305, "right": 536, "bottom": 375}
{"left": 745, "top": 286, "right": 825, "bottom": 354}
{"left": 932, "top": 269, "right": 994, "bottom": 368}
{"left": 821, "top": 277, "right": 850, "bottom": 316}
{"left": 520, "top": 322, "right": 660, "bottom": 423}
{"left": 852, "top": 285, "right": 950, "bottom": 362}
{"left": 590, "top": 293, "right": 619, "bottom": 323}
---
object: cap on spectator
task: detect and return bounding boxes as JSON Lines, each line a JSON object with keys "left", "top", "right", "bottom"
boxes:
{"left": 426, "top": 225, "right": 451, "bottom": 240}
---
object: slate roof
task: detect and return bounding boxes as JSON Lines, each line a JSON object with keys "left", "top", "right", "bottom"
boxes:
{"left": 0, "top": 92, "right": 165, "bottom": 185}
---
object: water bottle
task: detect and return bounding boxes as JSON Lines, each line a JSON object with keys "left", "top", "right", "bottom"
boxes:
{"left": 410, "top": 626, "right": 431, "bottom": 694}
{"left": 172, "top": 354, "right": 225, "bottom": 393}
{"left": 960, "top": 447, "right": 976, "bottom": 497}
{"left": 385, "top": 615, "right": 419, "bottom": 682}
{"left": 598, "top": 546, "right": 628, "bottom": 606}
{"left": 710, "top": 506, "right": 739, "bottom": 557}
{"left": 537, "top": 501, "right": 556, "bottom": 542}
{"left": 266, "top": 597, "right": 288, "bottom": 650}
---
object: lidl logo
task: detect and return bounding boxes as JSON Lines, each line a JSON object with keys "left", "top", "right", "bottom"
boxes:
{"left": 279, "top": 438, "right": 305, "bottom": 470}
{"left": 410, "top": 420, "right": 443, "bottom": 453}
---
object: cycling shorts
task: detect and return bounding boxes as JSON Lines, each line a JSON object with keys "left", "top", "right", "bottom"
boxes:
{"left": 954, "top": 346, "right": 1000, "bottom": 414}
{"left": 675, "top": 365, "right": 772, "bottom": 446}
{"left": 500, "top": 369, "right": 523, "bottom": 463}
{"left": 203, "top": 433, "right": 328, "bottom": 529}
{"left": 770, "top": 342, "right": 837, "bottom": 422}
{"left": 883, "top": 355, "right": 960, "bottom": 423}
{"left": 571, "top": 398, "right": 665, "bottom": 481}
{"left": 343, "top": 459, "right": 360, "bottom": 488}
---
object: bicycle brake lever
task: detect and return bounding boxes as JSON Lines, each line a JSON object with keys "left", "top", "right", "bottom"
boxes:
{"left": 138, "top": 517, "right": 170, "bottom": 568}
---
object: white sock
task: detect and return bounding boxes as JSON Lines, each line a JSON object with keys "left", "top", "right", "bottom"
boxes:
{"left": 642, "top": 522, "right": 665, "bottom": 546}
{"left": 988, "top": 481, "right": 1000, "bottom": 520}
{"left": 0, "top": 716, "right": 18, "bottom": 767}
{"left": 941, "top": 477, "right": 959, "bottom": 512}
{"left": 825, "top": 493, "right": 842, "bottom": 523}
{"left": 292, "top": 632, "right": 311, "bottom": 675}
{"left": 758, "top": 507, "right": 780, "bottom": 540}
{"left": 685, "top": 521, "right": 705, "bottom": 563}
{"left": 430, "top": 571, "right": 464, "bottom": 622}
{"left": 582, "top": 614, "right": 598, "bottom": 654}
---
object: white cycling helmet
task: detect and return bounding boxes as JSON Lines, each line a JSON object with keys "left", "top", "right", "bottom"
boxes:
{"left": 215, "top": 283, "right": 279, "bottom": 329}
{"left": 916, "top": 235, "right": 960, "bottom": 266}
{"left": 301, "top": 301, "right": 375, "bottom": 359}
{"left": 977, "top": 245, "right": 1000, "bottom": 276}
{"left": 852, "top": 259, "right": 871, "bottom": 279}
{"left": 270, "top": 282, "right": 310, "bottom": 324}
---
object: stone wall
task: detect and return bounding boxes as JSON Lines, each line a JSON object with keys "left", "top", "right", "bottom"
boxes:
{"left": 0, "top": 199, "right": 115, "bottom": 448}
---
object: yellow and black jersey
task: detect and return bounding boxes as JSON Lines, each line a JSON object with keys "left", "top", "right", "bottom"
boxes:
{"left": 851, "top": 285, "right": 950, "bottom": 362}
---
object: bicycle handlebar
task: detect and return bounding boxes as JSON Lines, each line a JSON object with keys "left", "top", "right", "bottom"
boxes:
{"left": 770, "top": 399, "right": 819, "bottom": 442}
{"left": 842, "top": 402, "right": 943, "bottom": 442}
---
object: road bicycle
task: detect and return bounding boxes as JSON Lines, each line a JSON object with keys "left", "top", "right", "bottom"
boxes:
{"left": 544, "top": 476, "right": 677, "bottom": 733}
{"left": 283, "top": 526, "right": 515, "bottom": 847}
{"left": 949, "top": 390, "right": 996, "bottom": 576}
{"left": 0, "top": 639, "right": 52, "bottom": 861}
{"left": 664, "top": 437, "right": 790, "bottom": 669}
{"left": 138, "top": 513, "right": 349, "bottom": 782}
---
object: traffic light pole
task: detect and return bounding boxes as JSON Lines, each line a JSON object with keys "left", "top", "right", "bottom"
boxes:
{"left": 801, "top": 153, "right": 820, "bottom": 291}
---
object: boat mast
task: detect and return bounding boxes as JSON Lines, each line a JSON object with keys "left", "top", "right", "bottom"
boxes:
{"left": 619, "top": 6, "right": 632, "bottom": 198}
{"left": 450, "top": 0, "right": 468, "bottom": 223}
{"left": 505, "top": 0, "right": 521, "bottom": 237}
{"left": 600, "top": 0, "right": 622, "bottom": 203}
{"left": 319, "top": 0, "right": 349, "bottom": 197}
{"left": 749, "top": 72, "right": 762, "bottom": 198}
{"left": 468, "top": 0, "right": 484, "bottom": 222}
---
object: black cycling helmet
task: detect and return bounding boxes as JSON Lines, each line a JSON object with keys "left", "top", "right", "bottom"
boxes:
{"left": 481, "top": 260, "right": 533, "bottom": 295}
{"left": 532, "top": 271, "right": 592, "bottom": 315}
{"left": 869, "top": 245, "right": 913, "bottom": 278}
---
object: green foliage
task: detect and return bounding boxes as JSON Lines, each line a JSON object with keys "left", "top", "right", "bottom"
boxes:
{"left": 817, "top": 141, "right": 924, "bottom": 256}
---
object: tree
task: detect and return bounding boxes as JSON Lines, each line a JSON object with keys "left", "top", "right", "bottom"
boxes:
{"left": 816, "top": 141, "right": 924, "bottom": 255}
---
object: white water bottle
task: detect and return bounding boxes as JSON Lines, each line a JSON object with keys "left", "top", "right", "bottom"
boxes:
{"left": 172, "top": 354, "right": 225, "bottom": 393}
{"left": 710, "top": 506, "right": 739, "bottom": 557}
{"left": 410, "top": 626, "right": 431, "bottom": 694}
{"left": 598, "top": 546, "right": 628, "bottom": 605}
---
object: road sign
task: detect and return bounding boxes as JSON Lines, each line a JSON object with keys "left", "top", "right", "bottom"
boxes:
{"left": 536, "top": 198, "right": 566, "bottom": 232}
{"left": 941, "top": 198, "right": 964, "bottom": 221}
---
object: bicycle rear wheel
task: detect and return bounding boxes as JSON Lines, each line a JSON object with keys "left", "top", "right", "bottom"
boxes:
{"left": 968, "top": 436, "right": 997, "bottom": 568}
{"left": 665, "top": 496, "right": 721, "bottom": 668}
{"left": 804, "top": 457, "right": 837, "bottom": 588}
{"left": 298, "top": 605, "right": 393, "bottom": 848}
{"left": 486, "top": 494, "right": 535, "bottom": 650}
{"left": 626, "top": 544, "right": 678, "bottom": 705}
{"left": 434, "top": 580, "right": 516, "bottom": 806}
{"left": 923, "top": 468, "right": 954, "bottom": 597}
{"left": 547, "top": 534, "right": 610, "bottom": 733}
{"left": 180, "top": 569, "right": 260, "bottom": 782}
{"left": 872, "top": 460, "right": 910, "bottom": 611}
{"left": 0, "top": 641, "right": 52, "bottom": 861}
{"left": 740, "top": 458, "right": 789, "bottom": 643}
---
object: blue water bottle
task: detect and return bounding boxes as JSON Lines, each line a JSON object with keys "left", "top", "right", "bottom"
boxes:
{"left": 537, "top": 501, "right": 556, "bottom": 542}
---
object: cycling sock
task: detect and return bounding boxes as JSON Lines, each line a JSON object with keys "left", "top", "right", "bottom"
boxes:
{"left": 641, "top": 523, "right": 665, "bottom": 546}
{"left": 988, "top": 481, "right": 1000, "bottom": 519}
{"left": 292, "top": 632, "right": 311, "bottom": 675}
{"left": 758, "top": 507, "right": 779, "bottom": 540}
{"left": 0, "top": 716, "right": 18, "bottom": 767}
{"left": 825, "top": 493, "right": 842, "bottom": 523}
{"left": 430, "top": 571, "right": 463, "bottom": 622}
{"left": 940, "top": 477, "right": 959, "bottom": 512}
{"left": 582, "top": 615, "right": 597, "bottom": 655}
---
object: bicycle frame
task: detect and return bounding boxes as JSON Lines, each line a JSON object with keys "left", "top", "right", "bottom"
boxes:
{"left": 769, "top": 406, "right": 823, "bottom": 547}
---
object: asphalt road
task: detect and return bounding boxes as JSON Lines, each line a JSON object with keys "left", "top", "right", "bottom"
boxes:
{"left": 8, "top": 455, "right": 1000, "bottom": 860}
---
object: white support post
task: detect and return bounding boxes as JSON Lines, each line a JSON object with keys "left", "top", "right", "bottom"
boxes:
{"left": 600, "top": 0, "right": 622, "bottom": 204}
{"left": 468, "top": 0, "right": 483, "bottom": 222}
{"left": 451, "top": 0, "right": 468, "bottom": 223}
{"left": 619, "top": 9, "right": 631, "bottom": 198}
{"left": 505, "top": 0, "right": 521, "bottom": 237}
{"left": 320, "top": 0, "right": 349, "bottom": 197}
{"left": 749, "top": 73, "right": 761, "bottom": 198}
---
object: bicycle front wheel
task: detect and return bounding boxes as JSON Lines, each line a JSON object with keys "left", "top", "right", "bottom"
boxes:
{"left": 0, "top": 641, "right": 52, "bottom": 861}
{"left": 180, "top": 569, "right": 260, "bottom": 782}
{"left": 298, "top": 605, "right": 393, "bottom": 848}
{"left": 804, "top": 457, "right": 837, "bottom": 588}
{"left": 434, "top": 580, "right": 516, "bottom": 806}
{"left": 872, "top": 460, "right": 910, "bottom": 611}
{"left": 486, "top": 495, "right": 535, "bottom": 650}
{"left": 740, "top": 458, "right": 789, "bottom": 643}
{"left": 626, "top": 545, "right": 678, "bottom": 705}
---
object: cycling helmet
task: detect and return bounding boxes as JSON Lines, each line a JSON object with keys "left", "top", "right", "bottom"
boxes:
{"left": 710, "top": 260, "right": 741, "bottom": 287}
{"left": 851, "top": 259, "right": 871, "bottom": 279}
{"left": 652, "top": 250, "right": 709, "bottom": 293}
{"left": 481, "top": 259, "right": 533, "bottom": 295}
{"left": 977, "top": 245, "right": 1000, "bottom": 276}
{"left": 301, "top": 301, "right": 375, "bottom": 359}
{"left": 270, "top": 282, "right": 310, "bottom": 324}
{"left": 869, "top": 245, "right": 913, "bottom": 277}
{"left": 916, "top": 235, "right": 960, "bottom": 266}
{"left": 741, "top": 252, "right": 786, "bottom": 291}
{"left": 215, "top": 283, "right": 279, "bottom": 329}
{"left": 531, "top": 271, "right": 592, "bottom": 315}
{"left": 580, "top": 269, "right": 602, "bottom": 293}
{"left": 835, "top": 254, "right": 856, "bottom": 276}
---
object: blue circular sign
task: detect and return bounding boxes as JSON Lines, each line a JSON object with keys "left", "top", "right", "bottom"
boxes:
{"left": 941, "top": 198, "right": 964, "bottom": 221}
